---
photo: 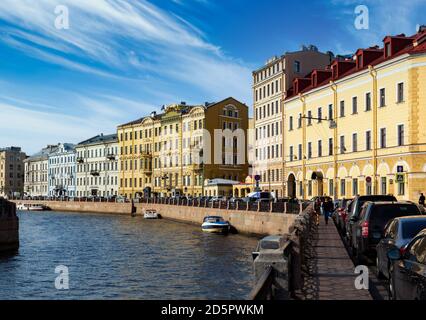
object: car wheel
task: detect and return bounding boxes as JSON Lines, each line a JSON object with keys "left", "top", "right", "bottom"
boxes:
{"left": 388, "top": 266, "right": 396, "bottom": 300}
{"left": 376, "top": 256, "right": 386, "bottom": 280}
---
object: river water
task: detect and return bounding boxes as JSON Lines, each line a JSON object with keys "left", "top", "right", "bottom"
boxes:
{"left": 0, "top": 211, "right": 258, "bottom": 300}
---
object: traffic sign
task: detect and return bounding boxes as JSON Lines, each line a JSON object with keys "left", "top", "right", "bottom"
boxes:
{"left": 396, "top": 173, "right": 405, "bottom": 183}
{"left": 366, "top": 176, "right": 372, "bottom": 184}
{"left": 254, "top": 175, "right": 261, "bottom": 181}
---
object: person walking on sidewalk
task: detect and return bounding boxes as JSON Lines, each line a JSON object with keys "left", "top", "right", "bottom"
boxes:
{"left": 323, "top": 197, "right": 334, "bottom": 225}
{"left": 313, "top": 198, "right": 321, "bottom": 226}
{"left": 419, "top": 193, "right": 425, "bottom": 207}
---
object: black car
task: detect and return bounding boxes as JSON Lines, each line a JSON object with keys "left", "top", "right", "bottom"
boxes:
{"left": 387, "top": 229, "right": 426, "bottom": 300}
{"left": 347, "top": 195, "right": 397, "bottom": 248}
{"left": 352, "top": 201, "right": 421, "bottom": 264}
{"left": 376, "top": 216, "right": 426, "bottom": 279}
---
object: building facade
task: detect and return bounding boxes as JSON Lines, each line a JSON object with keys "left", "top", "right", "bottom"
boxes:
{"left": 284, "top": 28, "right": 426, "bottom": 201}
{"left": 117, "top": 97, "right": 249, "bottom": 199}
{"left": 48, "top": 143, "right": 76, "bottom": 197}
{"left": 0, "top": 147, "right": 26, "bottom": 198}
{"left": 253, "top": 46, "right": 333, "bottom": 197}
{"left": 75, "top": 134, "right": 119, "bottom": 197}
{"left": 24, "top": 145, "right": 58, "bottom": 197}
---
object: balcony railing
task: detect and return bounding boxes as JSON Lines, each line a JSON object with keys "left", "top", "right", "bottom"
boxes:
{"left": 141, "top": 151, "right": 152, "bottom": 158}
{"left": 106, "top": 154, "right": 116, "bottom": 161}
{"left": 90, "top": 170, "right": 100, "bottom": 177}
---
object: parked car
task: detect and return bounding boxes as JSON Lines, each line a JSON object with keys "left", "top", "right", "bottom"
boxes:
{"left": 352, "top": 201, "right": 422, "bottom": 264}
{"left": 247, "top": 191, "right": 275, "bottom": 202}
{"left": 335, "top": 199, "right": 353, "bottom": 235}
{"left": 387, "top": 228, "right": 426, "bottom": 300}
{"left": 376, "top": 216, "right": 426, "bottom": 279}
{"left": 347, "top": 195, "right": 397, "bottom": 247}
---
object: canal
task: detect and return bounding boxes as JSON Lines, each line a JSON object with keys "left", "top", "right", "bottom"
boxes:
{"left": 0, "top": 211, "right": 259, "bottom": 300}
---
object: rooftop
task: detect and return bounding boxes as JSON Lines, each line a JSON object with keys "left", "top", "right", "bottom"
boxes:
{"left": 286, "top": 27, "right": 426, "bottom": 100}
{"left": 77, "top": 133, "right": 118, "bottom": 147}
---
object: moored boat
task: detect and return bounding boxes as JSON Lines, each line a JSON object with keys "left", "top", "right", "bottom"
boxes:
{"left": 201, "top": 216, "right": 230, "bottom": 234}
{"left": 143, "top": 209, "right": 160, "bottom": 219}
{"left": 17, "top": 203, "right": 47, "bottom": 211}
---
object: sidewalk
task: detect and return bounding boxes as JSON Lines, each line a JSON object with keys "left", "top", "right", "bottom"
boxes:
{"left": 302, "top": 218, "right": 372, "bottom": 300}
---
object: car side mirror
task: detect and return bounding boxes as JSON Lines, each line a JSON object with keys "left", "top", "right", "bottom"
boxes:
{"left": 387, "top": 248, "right": 402, "bottom": 261}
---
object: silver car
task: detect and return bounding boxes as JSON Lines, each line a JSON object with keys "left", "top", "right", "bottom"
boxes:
{"left": 376, "top": 215, "right": 426, "bottom": 279}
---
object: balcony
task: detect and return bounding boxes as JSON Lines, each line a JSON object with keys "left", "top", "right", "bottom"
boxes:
{"left": 77, "top": 157, "right": 84, "bottom": 164}
{"left": 90, "top": 170, "right": 100, "bottom": 177}
{"left": 141, "top": 151, "right": 152, "bottom": 158}
{"left": 142, "top": 167, "right": 153, "bottom": 175}
{"left": 106, "top": 154, "right": 116, "bottom": 161}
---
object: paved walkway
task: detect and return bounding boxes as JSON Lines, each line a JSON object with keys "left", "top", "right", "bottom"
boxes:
{"left": 302, "top": 219, "right": 372, "bottom": 300}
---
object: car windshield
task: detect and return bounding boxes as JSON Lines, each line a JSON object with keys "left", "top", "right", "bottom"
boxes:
{"left": 370, "top": 204, "right": 420, "bottom": 232}
{"left": 402, "top": 220, "right": 426, "bottom": 239}
{"left": 356, "top": 196, "right": 397, "bottom": 215}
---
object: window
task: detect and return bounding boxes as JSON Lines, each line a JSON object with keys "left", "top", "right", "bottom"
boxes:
{"left": 340, "top": 179, "right": 346, "bottom": 196}
{"left": 381, "top": 177, "right": 387, "bottom": 195}
{"left": 380, "top": 128, "right": 387, "bottom": 148}
{"left": 289, "top": 116, "right": 293, "bottom": 131}
{"left": 294, "top": 60, "right": 301, "bottom": 73}
{"left": 398, "top": 124, "right": 404, "bottom": 146}
{"left": 385, "top": 42, "right": 391, "bottom": 57}
{"left": 366, "top": 131, "right": 372, "bottom": 151}
{"left": 340, "top": 100, "right": 345, "bottom": 117}
{"left": 352, "top": 133, "right": 358, "bottom": 152}
{"left": 318, "top": 140, "right": 322, "bottom": 157}
{"left": 352, "top": 178, "right": 358, "bottom": 196}
{"left": 340, "top": 135, "right": 345, "bottom": 154}
{"left": 298, "top": 113, "right": 302, "bottom": 128}
{"left": 307, "top": 111, "right": 312, "bottom": 126}
{"left": 298, "top": 144, "right": 302, "bottom": 161}
{"left": 329, "top": 179, "right": 334, "bottom": 196}
{"left": 397, "top": 82, "right": 404, "bottom": 103}
{"left": 289, "top": 146, "right": 294, "bottom": 161}
{"left": 380, "top": 88, "right": 386, "bottom": 107}
{"left": 328, "top": 104, "right": 333, "bottom": 120}
{"left": 318, "top": 107, "right": 322, "bottom": 123}
{"left": 328, "top": 138, "right": 333, "bottom": 156}
{"left": 307, "top": 142, "right": 312, "bottom": 159}
{"left": 365, "top": 92, "right": 371, "bottom": 111}
{"left": 398, "top": 180, "right": 405, "bottom": 196}
{"left": 352, "top": 97, "right": 358, "bottom": 114}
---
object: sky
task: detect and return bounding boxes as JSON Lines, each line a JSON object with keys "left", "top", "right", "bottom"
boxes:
{"left": 0, "top": 0, "right": 425, "bottom": 155}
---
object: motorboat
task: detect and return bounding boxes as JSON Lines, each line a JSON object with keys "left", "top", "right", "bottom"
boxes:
{"left": 201, "top": 216, "right": 230, "bottom": 234}
{"left": 17, "top": 203, "right": 47, "bottom": 211}
{"left": 143, "top": 209, "right": 160, "bottom": 219}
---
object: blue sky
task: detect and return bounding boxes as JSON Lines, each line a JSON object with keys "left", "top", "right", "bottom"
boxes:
{"left": 0, "top": 0, "right": 425, "bottom": 154}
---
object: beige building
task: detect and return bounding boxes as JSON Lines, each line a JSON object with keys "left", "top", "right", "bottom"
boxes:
{"left": 24, "top": 145, "right": 58, "bottom": 197}
{"left": 0, "top": 147, "right": 26, "bottom": 198}
{"left": 253, "top": 46, "right": 333, "bottom": 197}
{"left": 75, "top": 134, "right": 119, "bottom": 197}
{"left": 117, "top": 97, "right": 249, "bottom": 198}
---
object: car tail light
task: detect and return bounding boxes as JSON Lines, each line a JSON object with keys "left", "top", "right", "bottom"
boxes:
{"left": 361, "top": 221, "right": 369, "bottom": 238}
{"left": 399, "top": 247, "right": 407, "bottom": 257}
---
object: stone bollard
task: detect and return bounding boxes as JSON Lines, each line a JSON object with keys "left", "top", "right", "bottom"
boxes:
{"left": 253, "top": 235, "right": 291, "bottom": 300}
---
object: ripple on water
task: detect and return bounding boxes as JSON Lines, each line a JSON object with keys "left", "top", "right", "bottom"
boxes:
{"left": 0, "top": 211, "right": 258, "bottom": 300}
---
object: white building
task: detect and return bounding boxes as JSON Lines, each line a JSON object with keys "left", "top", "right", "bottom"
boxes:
{"left": 75, "top": 134, "right": 119, "bottom": 197}
{"left": 48, "top": 143, "right": 76, "bottom": 197}
{"left": 24, "top": 145, "right": 58, "bottom": 197}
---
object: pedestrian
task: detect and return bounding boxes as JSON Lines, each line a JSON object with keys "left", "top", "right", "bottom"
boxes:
{"left": 324, "top": 197, "right": 333, "bottom": 225}
{"left": 313, "top": 198, "right": 321, "bottom": 226}
{"left": 419, "top": 193, "right": 425, "bottom": 207}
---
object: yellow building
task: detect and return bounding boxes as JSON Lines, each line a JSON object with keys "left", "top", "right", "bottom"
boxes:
{"left": 117, "top": 97, "right": 249, "bottom": 198}
{"left": 283, "top": 28, "right": 426, "bottom": 201}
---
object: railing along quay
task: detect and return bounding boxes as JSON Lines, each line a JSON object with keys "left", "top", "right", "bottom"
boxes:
{"left": 249, "top": 203, "right": 315, "bottom": 300}
{"left": 12, "top": 196, "right": 309, "bottom": 215}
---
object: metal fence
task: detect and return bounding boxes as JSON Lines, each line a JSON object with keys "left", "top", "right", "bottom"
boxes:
{"left": 13, "top": 196, "right": 310, "bottom": 215}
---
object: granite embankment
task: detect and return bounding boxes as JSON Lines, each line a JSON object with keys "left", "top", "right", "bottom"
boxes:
{"left": 13, "top": 200, "right": 298, "bottom": 236}
{"left": 0, "top": 199, "right": 19, "bottom": 252}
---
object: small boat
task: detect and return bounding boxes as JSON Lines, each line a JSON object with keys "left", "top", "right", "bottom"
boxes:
{"left": 17, "top": 203, "right": 46, "bottom": 211}
{"left": 201, "top": 216, "right": 230, "bottom": 234}
{"left": 144, "top": 209, "right": 160, "bottom": 219}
